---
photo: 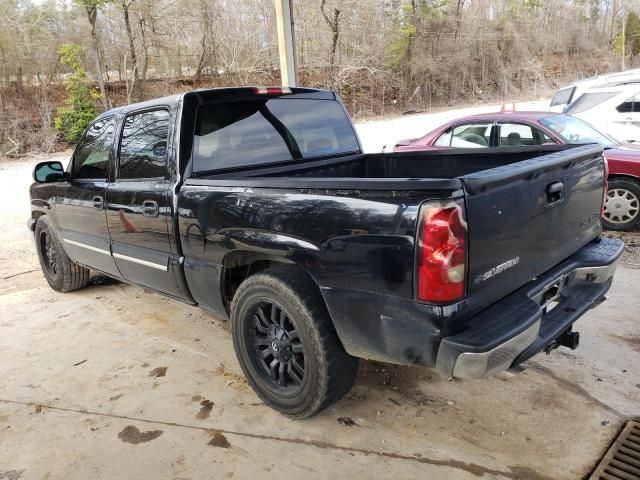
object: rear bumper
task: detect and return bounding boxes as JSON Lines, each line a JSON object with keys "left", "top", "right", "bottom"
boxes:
{"left": 436, "top": 237, "right": 623, "bottom": 379}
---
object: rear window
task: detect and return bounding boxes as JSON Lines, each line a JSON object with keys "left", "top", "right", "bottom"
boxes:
{"left": 434, "top": 123, "right": 491, "bottom": 148}
{"left": 550, "top": 87, "right": 575, "bottom": 107}
{"left": 564, "top": 91, "right": 619, "bottom": 114}
{"left": 193, "top": 98, "right": 360, "bottom": 172}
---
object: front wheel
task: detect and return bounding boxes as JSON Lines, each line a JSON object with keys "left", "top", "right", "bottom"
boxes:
{"left": 230, "top": 267, "right": 358, "bottom": 418}
{"left": 34, "top": 216, "right": 90, "bottom": 292}
{"left": 602, "top": 178, "right": 640, "bottom": 231}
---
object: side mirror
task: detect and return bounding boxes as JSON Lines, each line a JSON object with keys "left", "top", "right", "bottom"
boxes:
{"left": 33, "top": 161, "right": 68, "bottom": 183}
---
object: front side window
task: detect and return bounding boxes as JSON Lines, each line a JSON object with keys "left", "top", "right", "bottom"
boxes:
{"left": 436, "top": 123, "right": 491, "bottom": 148}
{"left": 119, "top": 109, "right": 170, "bottom": 179}
{"left": 193, "top": 98, "right": 360, "bottom": 172}
{"left": 72, "top": 118, "right": 115, "bottom": 180}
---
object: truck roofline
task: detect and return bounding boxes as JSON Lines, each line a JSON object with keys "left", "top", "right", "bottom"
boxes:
{"left": 96, "top": 87, "right": 336, "bottom": 120}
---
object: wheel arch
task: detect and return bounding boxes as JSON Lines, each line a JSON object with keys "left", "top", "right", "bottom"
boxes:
{"left": 221, "top": 250, "right": 324, "bottom": 315}
{"left": 608, "top": 173, "right": 640, "bottom": 183}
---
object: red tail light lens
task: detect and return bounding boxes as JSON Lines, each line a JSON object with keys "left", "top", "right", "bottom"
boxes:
{"left": 416, "top": 200, "right": 467, "bottom": 303}
{"left": 601, "top": 155, "right": 609, "bottom": 217}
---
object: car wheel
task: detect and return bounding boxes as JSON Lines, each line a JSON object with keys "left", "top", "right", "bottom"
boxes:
{"left": 230, "top": 267, "right": 358, "bottom": 418}
{"left": 602, "top": 178, "right": 640, "bottom": 231}
{"left": 34, "top": 216, "right": 90, "bottom": 292}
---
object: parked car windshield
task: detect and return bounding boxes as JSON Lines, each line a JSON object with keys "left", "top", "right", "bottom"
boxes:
{"left": 193, "top": 98, "right": 360, "bottom": 172}
{"left": 540, "top": 115, "right": 618, "bottom": 148}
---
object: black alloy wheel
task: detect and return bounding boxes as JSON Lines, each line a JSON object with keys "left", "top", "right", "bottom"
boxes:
{"left": 230, "top": 267, "right": 359, "bottom": 418}
{"left": 39, "top": 230, "right": 59, "bottom": 278}
{"left": 34, "top": 216, "right": 90, "bottom": 292}
{"left": 250, "top": 300, "right": 306, "bottom": 393}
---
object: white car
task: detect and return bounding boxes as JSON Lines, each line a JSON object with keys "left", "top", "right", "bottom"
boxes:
{"left": 550, "top": 69, "right": 640, "bottom": 112}
{"left": 561, "top": 84, "right": 640, "bottom": 143}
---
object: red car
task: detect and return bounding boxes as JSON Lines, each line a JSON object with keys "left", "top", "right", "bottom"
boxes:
{"left": 393, "top": 111, "right": 640, "bottom": 231}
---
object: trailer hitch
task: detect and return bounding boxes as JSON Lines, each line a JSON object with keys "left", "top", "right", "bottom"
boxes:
{"left": 544, "top": 327, "right": 580, "bottom": 354}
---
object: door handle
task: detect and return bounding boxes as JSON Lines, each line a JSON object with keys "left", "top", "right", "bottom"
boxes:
{"left": 92, "top": 196, "right": 104, "bottom": 210}
{"left": 142, "top": 200, "right": 159, "bottom": 217}
{"left": 546, "top": 181, "right": 564, "bottom": 206}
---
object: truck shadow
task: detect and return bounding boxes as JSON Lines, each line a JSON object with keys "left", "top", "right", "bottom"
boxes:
{"left": 351, "top": 360, "right": 451, "bottom": 409}
{"left": 87, "top": 274, "right": 121, "bottom": 287}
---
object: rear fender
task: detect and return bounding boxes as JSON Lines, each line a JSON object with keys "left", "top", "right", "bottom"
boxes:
{"left": 219, "top": 230, "right": 323, "bottom": 313}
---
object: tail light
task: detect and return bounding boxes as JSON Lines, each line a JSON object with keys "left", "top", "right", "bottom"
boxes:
{"left": 601, "top": 155, "right": 609, "bottom": 217}
{"left": 253, "top": 86, "right": 292, "bottom": 95}
{"left": 416, "top": 199, "right": 467, "bottom": 303}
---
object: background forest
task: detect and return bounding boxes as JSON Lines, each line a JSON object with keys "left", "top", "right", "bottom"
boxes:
{"left": 2, "top": 0, "right": 640, "bottom": 155}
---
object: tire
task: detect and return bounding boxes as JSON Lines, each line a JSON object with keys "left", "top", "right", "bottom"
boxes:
{"left": 230, "top": 267, "right": 358, "bottom": 419}
{"left": 602, "top": 178, "right": 640, "bottom": 231}
{"left": 34, "top": 216, "right": 90, "bottom": 292}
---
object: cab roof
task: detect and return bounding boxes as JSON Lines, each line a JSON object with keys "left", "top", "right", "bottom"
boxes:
{"left": 96, "top": 87, "right": 335, "bottom": 120}
{"left": 451, "top": 111, "right": 561, "bottom": 123}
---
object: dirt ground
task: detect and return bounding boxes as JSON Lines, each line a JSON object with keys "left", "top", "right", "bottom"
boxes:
{"left": 1, "top": 147, "right": 639, "bottom": 480}
{"left": 604, "top": 230, "right": 640, "bottom": 264}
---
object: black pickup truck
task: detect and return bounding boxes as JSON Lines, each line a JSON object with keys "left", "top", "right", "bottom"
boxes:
{"left": 29, "top": 87, "right": 623, "bottom": 418}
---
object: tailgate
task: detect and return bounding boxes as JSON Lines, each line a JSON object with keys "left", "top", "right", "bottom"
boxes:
{"left": 461, "top": 144, "right": 605, "bottom": 306}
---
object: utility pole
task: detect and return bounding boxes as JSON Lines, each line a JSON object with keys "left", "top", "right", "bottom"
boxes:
{"left": 275, "top": 0, "right": 297, "bottom": 87}
{"left": 622, "top": 6, "right": 626, "bottom": 71}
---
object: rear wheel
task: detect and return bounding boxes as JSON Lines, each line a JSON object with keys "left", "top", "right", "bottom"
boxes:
{"left": 35, "top": 216, "right": 90, "bottom": 292}
{"left": 230, "top": 267, "right": 358, "bottom": 418}
{"left": 602, "top": 178, "right": 640, "bottom": 231}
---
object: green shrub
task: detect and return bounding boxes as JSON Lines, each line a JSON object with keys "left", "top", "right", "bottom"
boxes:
{"left": 54, "top": 44, "right": 101, "bottom": 144}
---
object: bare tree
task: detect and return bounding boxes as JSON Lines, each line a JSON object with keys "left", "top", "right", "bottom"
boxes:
{"left": 320, "top": 0, "right": 342, "bottom": 86}
{"left": 194, "top": 0, "right": 217, "bottom": 80}
{"left": 3, "top": 0, "right": 640, "bottom": 156}
{"left": 121, "top": 0, "right": 141, "bottom": 101}
{"left": 77, "top": 0, "right": 110, "bottom": 109}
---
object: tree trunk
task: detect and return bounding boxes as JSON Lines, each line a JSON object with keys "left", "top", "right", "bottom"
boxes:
{"left": 320, "top": 0, "right": 341, "bottom": 88}
{"left": 194, "top": 0, "right": 211, "bottom": 80}
{"left": 16, "top": 63, "right": 23, "bottom": 94}
{"left": 86, "top": 5, "right": 109, "bottom": 109}
{"left": 122, "top": 0, "right": 140, "bottom": 100}
{"left": 138, "top": 16, "right": 149, "bottom": 82}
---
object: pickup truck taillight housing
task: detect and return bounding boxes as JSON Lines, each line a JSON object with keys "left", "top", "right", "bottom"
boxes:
{"left": 416, "top": 199, "right": 468, "bottom": 304}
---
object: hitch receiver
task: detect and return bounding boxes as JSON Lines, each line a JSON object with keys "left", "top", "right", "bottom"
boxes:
{"left": 544, "top": 327, "right": 580, "bottom": 354}
{"left": 557, "top": 328, "right": 580, "bottom": 350}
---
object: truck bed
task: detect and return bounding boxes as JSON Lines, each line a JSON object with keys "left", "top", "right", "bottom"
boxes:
{"left": 188, "top": 145, "right": 573, "bottom": 188}
{"left": 182, "top": 142, "right": 603, "bottom": 296}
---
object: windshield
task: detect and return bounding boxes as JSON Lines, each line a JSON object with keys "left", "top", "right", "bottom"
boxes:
{"left": 192, "top": 98, "right": 360, "bottom": 172}
{"left": 540, "top": 115, "right": 619, "bottom": 148}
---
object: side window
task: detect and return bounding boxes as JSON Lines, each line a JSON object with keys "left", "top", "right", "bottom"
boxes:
{"left": 434, "top": 129, "right": 452, "bottom": 147}
{"left": 72, "top": 118, "right": 115, "bottom": 180}
{"left": 616, "top": 93, "right": 640, "bottom": 113}
{"left": 449, "top": 123, "right": 491, "bottom": 148}
{"left": 119, "top": 109, "right": 170, "bottom": 179}
{"left": 550, "top": 87, "right": 575, "bottom": 107}
{"left": 498, "top": 123, "right": 538, "bottom": 146}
